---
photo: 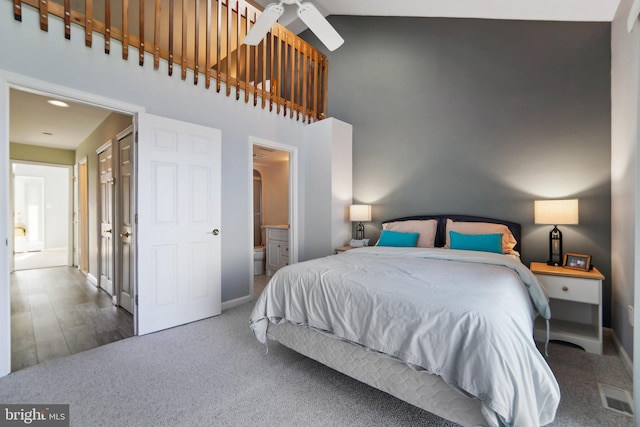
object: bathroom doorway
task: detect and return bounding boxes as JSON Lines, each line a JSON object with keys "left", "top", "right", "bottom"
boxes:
{"left": 250, "top": 141, "right": 296, "bottom": 298}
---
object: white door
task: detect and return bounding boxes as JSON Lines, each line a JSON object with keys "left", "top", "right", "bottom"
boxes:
{"left": 98, "top": 144, "right": 115, "bottom": 295}
{"left": 137, "top": 113, "right": 221, "bottom": 335}
{"left": 117, "top": 127, "right": 135, "bottom": 314}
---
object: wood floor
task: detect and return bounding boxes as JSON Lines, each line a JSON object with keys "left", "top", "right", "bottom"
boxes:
{"left": 11, "top": 266, "right": 133, "bottom": 372}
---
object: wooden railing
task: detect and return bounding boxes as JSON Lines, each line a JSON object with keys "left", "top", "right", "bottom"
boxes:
{"left": 11, "top": 0, "right": 329, "bottom": 122}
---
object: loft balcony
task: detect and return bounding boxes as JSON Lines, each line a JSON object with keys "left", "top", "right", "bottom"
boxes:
{"left": 12, "top": 0, "right": 329, "bottom": 122}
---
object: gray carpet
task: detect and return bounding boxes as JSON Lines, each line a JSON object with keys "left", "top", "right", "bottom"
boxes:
{"left": 0, "top": 302, "right": 633, "bottom": 426}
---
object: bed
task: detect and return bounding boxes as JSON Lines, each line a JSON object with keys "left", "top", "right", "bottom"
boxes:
{"left": 250, "top": 215, "right": 560, "bottom": 427}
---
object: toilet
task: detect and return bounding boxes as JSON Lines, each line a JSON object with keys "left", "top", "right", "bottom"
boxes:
{"left": 253, "top": 246, "right": 265, "bottom": 275}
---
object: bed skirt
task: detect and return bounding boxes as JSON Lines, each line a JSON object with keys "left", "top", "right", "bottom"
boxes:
{"left": 267, "top": 322, "right": 488, "bottom": 427}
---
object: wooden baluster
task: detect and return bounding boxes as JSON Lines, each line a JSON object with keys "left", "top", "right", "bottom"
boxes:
{"left": 205, "top": 0, "right": 212, "bottom": 89}
{"left": 193, "top": 0, "right": 200, "bottom": 85}
{"left": 64, "top": 0, "right": 70, "bottom": 39}
{"left": 322, "top": 56, "right": 328, "bottom": 119}
{"left": 226, "top": 0, "right": 231, "bottom": 97}
{"left": 235, "top": 1, "right": 241, "bottom": 100}
{"left": 252, "top": 12, "right": 258, "bottom": 106}
{"left": 276, "top": 28, "right": 284, "bottom": 114}
{"left": 261, "top": 28, "right": 266, "bottom": 109}
{"left": 289, "top": 35, "right": 294, "bottom": 118}
{"left": 244, "top": 6, "right": 250, "bottom": 103}
{"left": 281, "top": 32, "right": 290, "bottom": 117}
{"left": 302, "top": 44, "right": 308, "bottom": 123}
{"left": 139, "top": 0, "right": 145, "bottom": 66}
{"left": 153, "top": 0, "right": 161, "bottom": 70}
{"left": 39, "top": 0, "right": 48, "bottom": 32}
{"left": 13, "top": 0, "right": 22, "bottom": 21}
{"left": 122, "top": 0, "right": 129, "bottom": 59}
{"left": 214, "top": 0, "right": 220, "bottom": 91}
{"left": 85, "top": 0, "right": 92, "bottom": 46}
{"left": 234, "top": 1, "right": 242, "bottom": 101}
{"left": 295, "top": 40, "right": 300, "bottom": 121}
{"left": 181, "top": 0, "right": 187, "bottom": 80}
{"left": 268, "top": 28, "right": 274, "bottom": 111}
{"left": 168, "top": 0, "right": 174, "bottom": 75}
{"left": 311, "top": 49, "right": 319, "bottom": 122}
{"left": 104, "top": 0, "right": 111, "bottom": 53}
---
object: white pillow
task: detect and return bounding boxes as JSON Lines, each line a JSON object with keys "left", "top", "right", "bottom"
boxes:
{"left": 444, "top": 219, "right": 518, "bottom": 254}
{"left": 382, "top": 219, "right": 438, "bottom": 248}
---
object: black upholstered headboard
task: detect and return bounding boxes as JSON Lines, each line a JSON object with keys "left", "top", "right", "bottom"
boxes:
{"left": 381, "top": 214, "right": 522, "bottom": 254}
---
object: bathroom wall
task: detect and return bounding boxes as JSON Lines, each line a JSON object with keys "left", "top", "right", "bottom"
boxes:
{"left": 253, "top": 155, "right": 289, "bottom": 236}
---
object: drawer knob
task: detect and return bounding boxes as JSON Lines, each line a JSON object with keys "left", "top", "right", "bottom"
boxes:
{"left": 562, "top": 286, "right": 569, "bottom": 292}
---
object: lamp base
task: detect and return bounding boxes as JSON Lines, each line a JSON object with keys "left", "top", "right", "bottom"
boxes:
{"left": 355, "top": 222, "right": 364, "bottom": 240}
{"left": 548, "top": 226, "right": 563, "bottom": 267}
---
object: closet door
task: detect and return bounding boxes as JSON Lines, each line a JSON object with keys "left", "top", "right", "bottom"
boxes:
{"left": 97, "top": 143, "right": 114, "bottom": 296}
{"left": 117, "top": 126, "right": 135, "bottom": 314}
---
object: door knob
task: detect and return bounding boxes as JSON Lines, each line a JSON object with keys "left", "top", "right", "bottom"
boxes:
{"left": 120, "top": 232, "right": 131, "bottom": 238}
{"left": 212, "top": 229, "right": 220, "bottom": 235}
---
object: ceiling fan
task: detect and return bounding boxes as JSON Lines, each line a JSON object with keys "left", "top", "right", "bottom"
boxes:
{"left": 243, "top": 0, "right": 344, "bottom": 51}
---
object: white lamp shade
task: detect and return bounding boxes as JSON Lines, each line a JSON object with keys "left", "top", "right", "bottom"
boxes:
{"left": 349, "top": 204, "right": 371, "bottom": 222}
{"left": 534, "top": 199, "right": 579, "bottom": 225}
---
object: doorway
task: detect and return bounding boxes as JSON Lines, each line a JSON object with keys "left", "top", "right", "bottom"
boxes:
{"left": 250, "top": 139, "right": 297, "bottom": 298}
{"left": 12, "top": 162, "right": 71, "bottom": 270}
{"left": 6, "top": 86, "right": 135, "bottom": 372}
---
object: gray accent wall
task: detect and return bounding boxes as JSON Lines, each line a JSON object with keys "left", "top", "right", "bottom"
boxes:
{"left": 308, "top": 17, "right": 613, "bottom": 326}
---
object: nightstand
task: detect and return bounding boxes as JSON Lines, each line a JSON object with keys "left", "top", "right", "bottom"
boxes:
{"left": 335, "top": 246, "right": 353, "bottom": 254}
{"left": 530, "top": 262, "right": 604, "bottom": 354}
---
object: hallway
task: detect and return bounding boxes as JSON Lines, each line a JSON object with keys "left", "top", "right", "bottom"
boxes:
{"left": 11, "top": 267, "right": 133, "bottom": 372}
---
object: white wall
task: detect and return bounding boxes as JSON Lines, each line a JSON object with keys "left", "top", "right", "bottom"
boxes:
{"left": 304, "top": 118, "right": 353, "bottom": 261}
{"left": 254, "top": 159, "right": 289, "bottom": 228}
{"left": 612, "top": 0, "right": 640, "bottom": 362}
{"left": 0, "top": 1, "right": 351, "bottom": 376}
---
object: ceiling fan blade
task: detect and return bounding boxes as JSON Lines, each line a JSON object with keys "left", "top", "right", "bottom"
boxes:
{"left": 297, "top": 2, "right": 344, "bottom": 51}
{"left": 244, "top": 3, "right": 284, "bottom": 46}
{"left": 628, "top": 0, "right": 640, "bottom": 32}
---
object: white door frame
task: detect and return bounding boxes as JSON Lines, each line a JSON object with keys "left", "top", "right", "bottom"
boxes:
{"left": 78, "top": 156, "right": 89, "bottom": 272}
{"left": 0, "top": 71, "right": 144, "bottom": 377}
{"left": 248, "top": 137, "right": 298, "bottom": 298}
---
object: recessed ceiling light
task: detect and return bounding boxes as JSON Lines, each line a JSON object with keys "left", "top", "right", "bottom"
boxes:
{"left": 47, "top": 99, "right": 69, "bottom": 108}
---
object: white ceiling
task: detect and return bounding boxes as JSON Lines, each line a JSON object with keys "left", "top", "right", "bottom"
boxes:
{"left": 10, "top": 89, "right": 113, "bottom": 150}
{"left": 11, "top": 0, "right": 622, "bottom": 151}
{"left": 254, "top": 0, "right": 622, "bottom": 34}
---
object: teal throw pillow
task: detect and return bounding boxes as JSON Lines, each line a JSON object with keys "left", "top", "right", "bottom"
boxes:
{"left": 449, "top": 231, "right": 503, "bottom": 254}
{"left": 377, "top": 230, "right": 419, "bottom": 247}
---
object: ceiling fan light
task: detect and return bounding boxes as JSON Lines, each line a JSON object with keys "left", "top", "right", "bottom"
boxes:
{"left": 297, "top": 2, "right": 344, "bottom": 51}
{"left": 244, "top": 3, "right": 284, "bottom": 45}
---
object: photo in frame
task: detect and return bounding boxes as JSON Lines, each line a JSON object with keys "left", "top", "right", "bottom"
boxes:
{"left": 563, "top": 252, "right": 591, "bottom": 271}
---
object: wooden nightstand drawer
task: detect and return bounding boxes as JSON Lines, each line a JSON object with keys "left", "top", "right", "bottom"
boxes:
{"left": 538, "top": 275, "right": 599, "bottom": 304}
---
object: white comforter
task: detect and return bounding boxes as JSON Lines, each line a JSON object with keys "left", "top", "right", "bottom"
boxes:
{"left": 250, "top": 247, "right": 560, "bottom": 427}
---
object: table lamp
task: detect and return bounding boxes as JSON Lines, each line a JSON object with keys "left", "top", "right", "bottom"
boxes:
{"left": 349, "top": 204, "right": 371, "bottom": 240}
{"left": 534, "top": 199, "right": 579, "bottom": 266}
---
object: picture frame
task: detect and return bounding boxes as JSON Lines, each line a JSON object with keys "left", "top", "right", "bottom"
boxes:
{"left": 563, "top": 252, "right": 591, "bottom": 272}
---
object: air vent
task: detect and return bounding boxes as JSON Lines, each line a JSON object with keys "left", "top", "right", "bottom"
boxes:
{"left": 598, "top": 383, "right": 633, "bottom": 417}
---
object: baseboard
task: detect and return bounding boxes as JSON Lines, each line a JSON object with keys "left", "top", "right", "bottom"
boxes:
{"left": 607, "top": 327, "right": 633, "bottom": 378}
{"left": 86, "top": 273, "right": 98, "bottom": 286}
{"left": 222, "top": 295, "right": 253, "bottom": 311}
